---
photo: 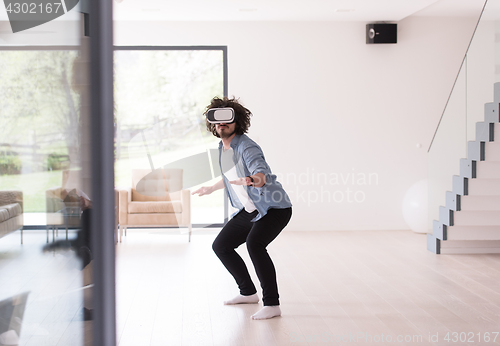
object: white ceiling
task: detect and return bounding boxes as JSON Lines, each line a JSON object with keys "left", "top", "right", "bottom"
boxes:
{"left": 112, "top": 0, "right": 487, "bottom": 21}
{"left": 0, "top": 0, "right": 489, "bottom": 22}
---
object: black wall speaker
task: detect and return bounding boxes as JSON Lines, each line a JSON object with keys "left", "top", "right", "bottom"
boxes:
{"left": 366, "top": 24, "right": 397, "bottom": 44}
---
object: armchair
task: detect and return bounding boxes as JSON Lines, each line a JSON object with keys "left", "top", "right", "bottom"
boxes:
{"left": 118, "top": 168, "right": 192, "bottom": 242}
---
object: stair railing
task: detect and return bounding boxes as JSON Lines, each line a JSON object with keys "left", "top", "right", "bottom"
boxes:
{"left": 427, "top": 0, "right": 500, "bottom": 252}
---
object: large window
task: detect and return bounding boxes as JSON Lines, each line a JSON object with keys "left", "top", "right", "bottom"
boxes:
{"left": 0, "top": 47, "right": 227, "bottom": 226}
{"left": 0, "top": 50, "right": 83, "bottom": 224}
{"left": 114, "top": 47, "right": 227, "bottom": 225}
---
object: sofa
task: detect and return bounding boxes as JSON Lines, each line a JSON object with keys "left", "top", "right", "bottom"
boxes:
{"left": 0, "top": 190, "right": 24, "bottom": 243}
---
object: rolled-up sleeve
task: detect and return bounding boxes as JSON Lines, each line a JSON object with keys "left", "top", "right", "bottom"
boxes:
{"left": 242, "top": 145, "right": 271, "bottom": 192}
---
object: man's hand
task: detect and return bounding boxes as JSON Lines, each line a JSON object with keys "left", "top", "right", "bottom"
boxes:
{"left": 229, "top": 177, "right": 252, "bottom": 186}
{"left": 230, "top": 174, "right": 266, "bottom": 187}
{"left": 192, "top": 186, "right": 213, "bottom": 196}
{"left": 192, "top": 179, "right": 224, "bottom": 196}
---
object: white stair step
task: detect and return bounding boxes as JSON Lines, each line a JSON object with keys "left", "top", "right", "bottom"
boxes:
{"left": 427, "top": 234, "right": 439, "bottom": 253}
{"left": 445, "top": 191, "right": 459, "bottom": 211}
{"left": 476, "top": 161, "right": 500, "bottom": 178}
{"left": 460, "top": 159, "right": 475, "bottom": 179}
{"left": 468, "top": 141, "right": 484, "bottom": 161}
{"left": 446, "top": 225, "right": 500, "bottom": 240}
{"left": 439, "top": 206, "right": 453, "bottom": 226}
{"left": 440, "top": 239, "right": 500, "bottom": 254}
{"left": 452, "top": 175, "right": 467, "bottom": 195}
{"left": 453, "top": 210, "right": 500, "bottom": 226}
{"left": 467, "top": 178, "right": 500, "bottom": 195}
{"left": 485, "top": 141, "right": 500, "bottom": 161}
{"left": 484, "top": 102, "right": 499, "bottom": 123}
{"left": 432, "top": 220, "right": 446, "bottom": 240}
{"left": 475, "top": 122, "right": 494, "bottom": 142}
{"left": 460, "top": 195, "right": 500, "bottom": 210}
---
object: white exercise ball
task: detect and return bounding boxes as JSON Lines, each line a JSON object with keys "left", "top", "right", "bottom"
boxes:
{"left": 402, "top": 179, "right": 428, "bottom": 233}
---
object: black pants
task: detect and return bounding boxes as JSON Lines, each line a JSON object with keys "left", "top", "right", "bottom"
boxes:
{"left": 212, "top": 207, "right": 292, "bottom": 306}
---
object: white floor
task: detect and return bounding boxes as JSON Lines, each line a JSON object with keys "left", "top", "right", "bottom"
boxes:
{"left": 116, "top": 229, "right": 500, "bottom": 346}
{"left": 0, "top": 230, "right": 87, "bottom": 346}
{"left": 1, "top": 229, "right": 500, "bottom": 346}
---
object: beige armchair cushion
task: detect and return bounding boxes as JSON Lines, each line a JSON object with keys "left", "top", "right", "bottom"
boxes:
{"left": 128, "top": 201, "right": 182, "bottom": 214}
{"left": 118, "top": 168, "right": 191, "bottom": 236}
{"left": 128, "top": 213, "right": 183, "bottom": 226}
{"left": 131, "top": 188, "right": 170, "bottom": 202}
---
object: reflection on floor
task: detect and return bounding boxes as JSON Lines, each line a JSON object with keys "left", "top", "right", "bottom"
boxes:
{"left": 116, "top": 229, "right": 500, "bottom": 346}
{"left": 2, "top": 229, "right": 500, "bottom": 346}
{"left": 0, "top": 230, "right": 89, "bottom": 346}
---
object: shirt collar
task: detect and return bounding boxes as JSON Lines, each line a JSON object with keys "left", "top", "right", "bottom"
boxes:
{"left": 218, "top": 134, "right": 243, "bottom": 149}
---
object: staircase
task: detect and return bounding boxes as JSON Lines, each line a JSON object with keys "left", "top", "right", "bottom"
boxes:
{"left": 427, "top": 82, "right": 500, "bottom": 254}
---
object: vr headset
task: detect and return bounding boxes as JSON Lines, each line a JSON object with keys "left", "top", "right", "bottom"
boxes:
{"left": 206, "top": 107, "right": 235, "bottom": 124}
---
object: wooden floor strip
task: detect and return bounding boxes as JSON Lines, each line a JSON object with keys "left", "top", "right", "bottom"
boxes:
{"left": 2, "top": 229, "right": 500, "bottom": 346}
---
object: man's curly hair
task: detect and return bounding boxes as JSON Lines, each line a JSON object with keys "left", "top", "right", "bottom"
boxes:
{"left": 204, "top": 96, "right": 252, "bottom": 138}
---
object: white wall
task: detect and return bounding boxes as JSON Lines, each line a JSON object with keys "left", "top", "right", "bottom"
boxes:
{"left": 115, "top": 16, "right": 479, "bottom": 231}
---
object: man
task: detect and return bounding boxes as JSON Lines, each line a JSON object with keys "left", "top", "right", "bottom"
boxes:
{"left": 192, "top": 96, "right": 292, "bottom": 320}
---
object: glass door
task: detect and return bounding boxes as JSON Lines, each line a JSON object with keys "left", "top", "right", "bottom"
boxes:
{"left": 0, "top": 14, "right": 94, "bottom": 346}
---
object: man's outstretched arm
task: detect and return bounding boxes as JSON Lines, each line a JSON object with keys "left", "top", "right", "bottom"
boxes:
{"left": 192, "top": 179, "right": 224, "bottom": 196}
{"left": 228, "top": 173, "right": 266, "bottom": 187}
